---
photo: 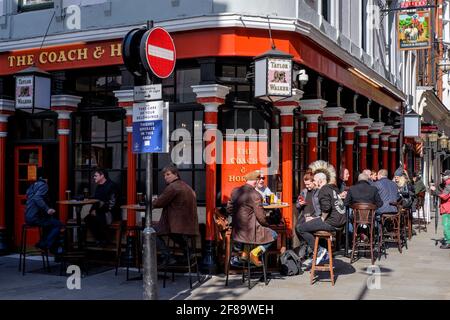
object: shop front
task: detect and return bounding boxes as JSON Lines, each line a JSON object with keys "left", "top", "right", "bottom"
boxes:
{"left": 0, "top": 26, "right": 404, "bottom": 271}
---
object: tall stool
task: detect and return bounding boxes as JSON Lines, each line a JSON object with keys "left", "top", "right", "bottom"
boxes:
{"left": 116, "top": 226, "right": 142, "bottom": 280}
{"left": 18, "top": 224, "right": 51, "bottom": 276}
{"left": 161, "top": 235, "right": 201, "bottom": 289}
{"left": 310, "top": 231, "right": 335, "bottom": 286}
{"left": 225, "top": 241, "right": 268, "bottom": 289}
{"left": 350, "top": 203, "right": 377, "bottom": 265}
{"left": 378, "top": 207, "right": 403, "bottom": 259}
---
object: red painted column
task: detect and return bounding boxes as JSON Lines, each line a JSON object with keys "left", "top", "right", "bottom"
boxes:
{"left": 323, "top": 107, "right": 346, "bottom": 169}
{"left": 51, "top": 95, "right": 82, "bottom": 223}
{"left": 381, "top": 126, "right": 393, "bottom": 173}
{"left": 299, "top": 99, "right": 327, "bottom": 163}
{"left": 368, "top": 122, "right": 384, "bottom": 172}
{"left": 390, "top": 129, "right": 400, "bottom": 178}
{"left": 356, "top": 118, "right": 374, "bottom": 171}
{"left": 0, "top": 100, "right": 14, "bottom": 243}
{"left": 341, "top": 113, "right": 361, "bottom": 186}
{"left": 114, "top": 90, "right": 136, "bottom": 227}
{"left": 192, "top": 84, "right": 229, "bottom": 272}
{"left": 275, "top": 89, "right": 303, "bottom": 236}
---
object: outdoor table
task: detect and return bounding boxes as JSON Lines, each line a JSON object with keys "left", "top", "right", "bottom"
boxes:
{"left": 57, "top": 199, "right": 99, "bottom": 249}
{"left": 262, "top": 202, "right": 290, "bottom": 210}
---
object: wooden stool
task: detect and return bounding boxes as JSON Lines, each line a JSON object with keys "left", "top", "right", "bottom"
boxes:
{"left": 310, "top": 231, "right": 335, "bottom": 286}
{"left": 18, "top": 224, "right": 51, "bottom": 276}
{"left": 379, "top": 211, "right": 403, "bottom": 259}
{"left": 115, "top": 225, "right": 142, "bottom": 280}
{"left": 350, "top": 203, "right": 377, "bottom": 265}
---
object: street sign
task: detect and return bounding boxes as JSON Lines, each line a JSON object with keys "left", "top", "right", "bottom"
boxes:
{"left": 134, "top": 84, "right": 162, "bottom": 102}
{"left": 140, "top": 27, "right": 176, "bottom": 79}
{"left": 132, "top": 100, "right": 169, "bottom": 154}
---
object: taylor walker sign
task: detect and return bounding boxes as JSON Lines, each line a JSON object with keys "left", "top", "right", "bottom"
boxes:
{"left": 267, "top": 58, "right": 292, "bottom": 96}
{"left": 15, "top": 76, "right": 34, "bottom": 110}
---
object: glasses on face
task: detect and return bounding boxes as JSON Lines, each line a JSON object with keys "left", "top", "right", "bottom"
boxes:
{"left": 258, "top": 177, "right": 265, "bottom": 181}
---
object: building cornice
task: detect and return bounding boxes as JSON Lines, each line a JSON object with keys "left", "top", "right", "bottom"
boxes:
{"left": 0, "top": 13, "right": 404, "bottom": 101}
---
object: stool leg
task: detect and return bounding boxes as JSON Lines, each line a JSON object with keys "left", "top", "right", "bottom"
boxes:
{"left": 22, "top": 227, "right": 28, "bottom": 276}
{"left": 19, "top": 226, "right": 24, "bottom": 272}
{"left": 310, "top": 236, "right": 319, "bottom": 285}
{"left": 327, "top": 237, "right": 335, "bottom": 286}
{"left": 187, "top": 245, "right": 192, "bottom": 289}
{"left": 350, "top": 223, "right": 358, "bottom": 264}
{"left": 370, "top": 224, "right": 374, "bottom": 265}
{"left": 225, "top": 244, "right": 232, "bottom": 287}
{"left": 396, "top": 216, "right": 402, "bottom": 254}
{"left": 247, "top": 257, "right": 251, "bottom": 290}
{"left": 262, "top": 252, "right": 268, "bottom": 286}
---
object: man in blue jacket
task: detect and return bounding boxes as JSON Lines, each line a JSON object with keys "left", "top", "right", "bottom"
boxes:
{"left": 25, "top": 168, "right": 62, "bottom": 252}
{"left": 374, "top": 169, "right": 399, "bottom": 216}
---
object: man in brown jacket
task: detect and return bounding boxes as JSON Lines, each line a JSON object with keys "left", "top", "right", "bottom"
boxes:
{"left": 153, "top": 165, "right": 199, "bottom": 266}
{"left": 226, "top": 170, "right": 277, "bottom": 266}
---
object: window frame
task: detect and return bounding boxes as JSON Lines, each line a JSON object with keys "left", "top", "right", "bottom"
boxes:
{"left": 18, "top": 0, "right": 54, "bottom": 12}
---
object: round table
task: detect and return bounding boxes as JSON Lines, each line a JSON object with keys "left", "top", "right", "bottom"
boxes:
{"left": 56, "top": 199, "right": 99, "bottom": 251}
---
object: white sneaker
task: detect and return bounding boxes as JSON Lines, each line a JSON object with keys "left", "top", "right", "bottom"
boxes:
{"left": 315, "top": 247, "right": 328, "bottom": 265}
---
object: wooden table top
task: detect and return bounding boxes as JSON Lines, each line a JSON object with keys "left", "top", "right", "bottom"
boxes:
{"left": 262, "top": 202, "right": 290, "bottom": 209}
{"left": 57, "top": 199, "right": 100, "bottom": 206}
{"left": 120, "top": 204, "right": 146, "bottom": 211}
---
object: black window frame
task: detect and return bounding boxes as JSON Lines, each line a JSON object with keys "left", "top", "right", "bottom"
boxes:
{"left": 293, "top": 110, "right": 308, "bottom": 199}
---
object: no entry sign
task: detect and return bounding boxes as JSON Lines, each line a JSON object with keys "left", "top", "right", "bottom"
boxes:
{"left": 140, "top": 27, "right": 176, "bottom": 79}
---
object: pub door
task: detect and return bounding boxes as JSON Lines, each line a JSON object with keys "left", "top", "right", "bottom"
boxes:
{"left": 13, "top": 145, "right": 58, "bottom": 248}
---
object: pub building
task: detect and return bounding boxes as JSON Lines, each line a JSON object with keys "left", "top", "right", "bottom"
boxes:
{"left": 0, "top": 22, "right": 405, "bottom": 271}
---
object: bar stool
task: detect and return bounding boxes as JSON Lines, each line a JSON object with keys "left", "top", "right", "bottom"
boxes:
{"left": 18, "top": 224, "right": 51, "bottom": 276}
{"left": 350, "top": 203, "right": 377, "bottom": 265}
{"left": 225, "top": 241, "right": 269, "bottom": 289}
{"left": 160, "top": 235, "right": 201, "bottom": 289}
{"left": 116, "top": 225, "right": 142, "bottom": 280}
{"left": 378, "top": 204, "right": 403, "bottom": 259}
{"left": 310, "top": 231, "right": 335, "bottom": 286}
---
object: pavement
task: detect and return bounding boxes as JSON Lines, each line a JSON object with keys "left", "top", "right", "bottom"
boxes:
{"left": 0, "top": 216, "right": 449, "bottom": 300}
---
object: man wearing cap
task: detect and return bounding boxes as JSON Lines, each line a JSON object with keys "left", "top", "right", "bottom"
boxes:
{"left": 432, "top": 169, "right": 450, "bottom": 249}
{"left": 226, "top": 170, "right": 277, "bottom": 266}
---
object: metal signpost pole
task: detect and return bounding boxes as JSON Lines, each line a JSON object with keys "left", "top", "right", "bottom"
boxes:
{"left": 142, "top": 19, "right": 158, "bottom": 301}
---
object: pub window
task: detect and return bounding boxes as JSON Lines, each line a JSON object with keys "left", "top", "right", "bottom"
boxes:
{"left": 9, "top": 110, "right": 57, "bottom": 141}
{"left": 317, "top": 119, "right": 328, "bottom": 162}
{"left": 217, "top": 62, "right": 253, "bottom": 104}
{"left": 293, "top": 110, "right": 307, "bottom": 199}
{"left": 136, "top": 107, "right": 206, "bottom": 205}
{"left": 72, "top": 109, "right": 127, "bottom": 200}
{"left": 19, "top": 0, "right": 54, "bottom": 12}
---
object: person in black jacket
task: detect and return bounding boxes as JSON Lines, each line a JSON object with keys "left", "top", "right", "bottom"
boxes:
{"left": 296, "top": 160, "right": 347, "bottom": 266}
{"left": 85, "top": 168, "right": 121, "bottom": 246}
{"left": 345, "top": 173, "right": 383, "bottom": 208}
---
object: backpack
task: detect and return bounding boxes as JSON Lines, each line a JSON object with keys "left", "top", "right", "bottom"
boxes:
{"left": 279, "top": 250, "right": 303, "bottom": 276}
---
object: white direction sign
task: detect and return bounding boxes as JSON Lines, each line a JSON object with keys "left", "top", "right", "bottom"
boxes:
{"left": 134, "top": 84, "right": 162, "bottom": 102}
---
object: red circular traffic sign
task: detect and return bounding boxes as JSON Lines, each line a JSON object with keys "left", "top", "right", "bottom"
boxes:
{"left": 140, "top": 27, "right": 176, "bottom": 79}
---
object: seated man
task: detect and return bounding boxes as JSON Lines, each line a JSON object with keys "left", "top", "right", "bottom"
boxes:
{"left": 296, "top": 161, "right": 346, "bottom": 266}
{"left": 84, "top": 168, "right": 121, "bottom": 246}
{"left": 374, "top": 169, "right": 399, "bottom": 216}
{"left": 153, "top": 165, "right": 200, "bottom": 267}
{"left": 345, "top": 173, "right": 383, "bottom": 241}
{"left": 25, "top": 167, "right": 62, "bottom": 254}
{"left": 227, "top": 170, "right": 277, "bottom": 267}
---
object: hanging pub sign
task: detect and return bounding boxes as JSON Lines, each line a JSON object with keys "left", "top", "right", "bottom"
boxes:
{"left": 254, "top": 48, "right": 293, "bottom": 102}
{"left": 398, "top": 10, "right": 431, "bottom": 50}
{"left": 14, "top": 66, "right": 51, "bottom": 113}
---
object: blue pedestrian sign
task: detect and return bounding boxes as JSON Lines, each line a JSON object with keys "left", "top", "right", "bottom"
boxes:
{"left": 132, "top": 100, "right": 169, "bottom": 153}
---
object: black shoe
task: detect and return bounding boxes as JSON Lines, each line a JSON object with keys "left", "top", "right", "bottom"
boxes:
{"left": 35, "top": 241, "right": 48, "bottom": 251}
{"left": 440, "top": 243, "right": 450, "bottom": 249}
